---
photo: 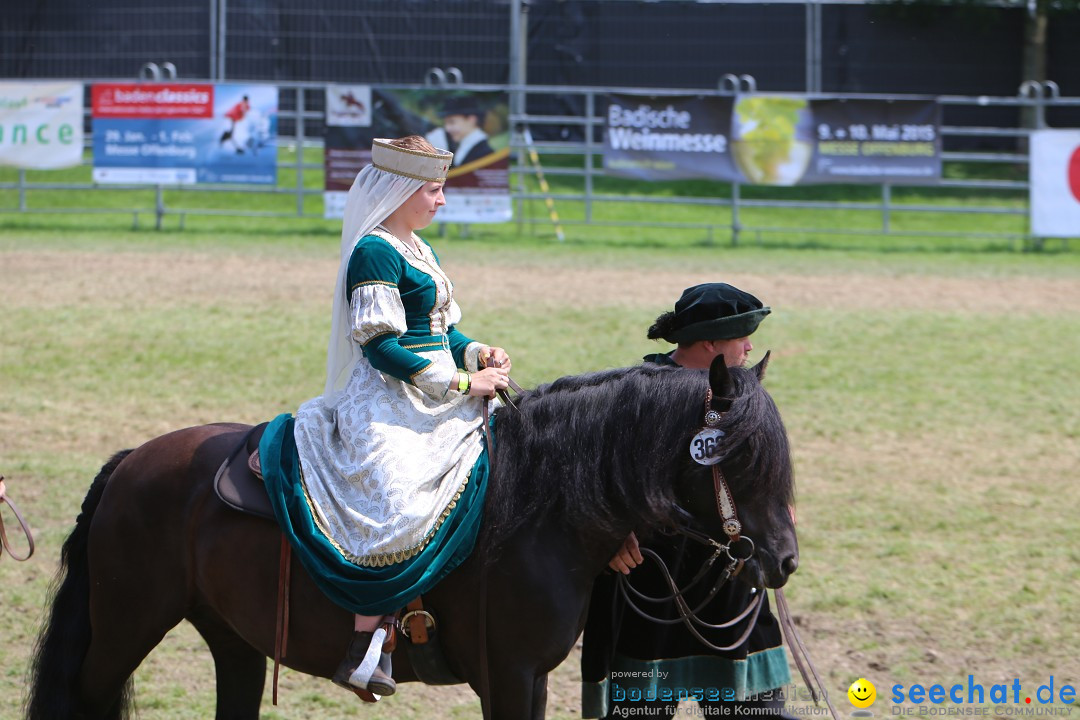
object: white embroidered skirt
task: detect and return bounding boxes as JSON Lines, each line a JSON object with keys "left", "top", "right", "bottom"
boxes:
{"left": 293, "top": 348, "right": 485, "bottom": 567}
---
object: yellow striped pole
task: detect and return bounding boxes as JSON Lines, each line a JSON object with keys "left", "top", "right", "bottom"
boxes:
{"left": 521, "top": 127, "right": 565, "bottom": 242}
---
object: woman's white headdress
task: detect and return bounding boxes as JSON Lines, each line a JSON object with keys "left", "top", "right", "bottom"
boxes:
{"left": 323, "top": 140, "right": 453, "bottom": 403}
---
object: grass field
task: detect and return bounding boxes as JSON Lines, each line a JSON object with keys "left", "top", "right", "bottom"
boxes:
{"left": 1, "top": 214, "right": 1079, "bottom": 719}
{"left": 0, "top": 148, "right": 1062, "bottom": 254}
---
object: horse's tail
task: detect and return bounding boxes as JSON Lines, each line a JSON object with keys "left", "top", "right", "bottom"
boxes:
{"left": 26, "top": 450, "right": 135, "bottom": 720}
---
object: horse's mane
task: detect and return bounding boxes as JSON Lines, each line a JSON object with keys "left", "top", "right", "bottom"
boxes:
{"left": 483, "top": 363, "right": 792, "bottom": 550}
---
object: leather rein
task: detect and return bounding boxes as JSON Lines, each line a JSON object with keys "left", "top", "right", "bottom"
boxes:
{"left": 479, "top": 356, "right": 523, "bottom": 479}
{"left": 0, "top": 476, "right": 35, "bottom": 562}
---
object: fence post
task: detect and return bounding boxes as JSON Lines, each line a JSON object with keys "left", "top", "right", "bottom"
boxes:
{"left": 18, "top": 169, "right": 27, "bottom": 211}
{"left": 805, "top": 0, "right": 822, "bottom": 93}
{"left": 218, "top": 0, "right": 228, "bottom": 80}
{"left": 1019, "top": 80, "right": 1060, "bottom": 251}
{"left": 585, "top": 91, "right": 594, "bottom": 223}
{"left": 155, "top": 185, "right": 165, "bottom": 230}
{"left": 296, "top": 87, "right": 306, "bottom": 217}
{"left": 882, "top": 183, "right": 891, "bottom": 234}
{"left": 510, "top": 0, "right": 528, "bottom": 232}
{"left": 731, "top": 182, "right": 742, "bottom": 247}
{"left": 209, "top": 0, "right": 218, "bottom": 80}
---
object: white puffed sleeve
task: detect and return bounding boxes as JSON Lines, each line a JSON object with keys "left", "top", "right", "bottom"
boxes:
{"left": 350, "top": 282, "right": 408, "bottom": 345}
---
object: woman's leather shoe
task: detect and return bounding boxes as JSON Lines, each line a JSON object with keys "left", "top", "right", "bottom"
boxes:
{"left": 332, "top": 631, "right": 397, "bottom": 697}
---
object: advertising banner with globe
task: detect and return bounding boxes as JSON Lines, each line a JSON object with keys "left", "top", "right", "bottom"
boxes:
{"left": 603, "top": 94, "right": 940, "bottom": 186}
{"left": 323, "top": 86, "right": 511, "bottom": 222}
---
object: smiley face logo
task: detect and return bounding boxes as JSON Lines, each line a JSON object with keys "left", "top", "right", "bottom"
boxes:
{"left": 848, "top": 678, "right": 877, "bottom": 709}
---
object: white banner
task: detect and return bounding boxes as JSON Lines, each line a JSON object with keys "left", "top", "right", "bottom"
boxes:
{"left": 0, "top": 82, "right": 84, "bottom": 169}
{"left": 1030, "top": 129, "right": 1080, "bottom": 238}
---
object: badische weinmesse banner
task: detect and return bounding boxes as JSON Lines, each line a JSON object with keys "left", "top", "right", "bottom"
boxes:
{"left": 604, "top": 94, "right": 941, "bottom": 186}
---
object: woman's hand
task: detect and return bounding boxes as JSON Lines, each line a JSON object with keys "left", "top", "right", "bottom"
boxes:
{"left": 608, "top": 532, "right": 643, "bottom": 575}
{"left": 478, "top": 346, "right": 512, "bottom": 373}
{"left": 467, "top": 366, "right": 509, "bottom": 397}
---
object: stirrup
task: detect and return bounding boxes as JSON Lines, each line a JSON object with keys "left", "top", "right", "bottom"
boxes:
{"left": 332, "top": 629, "right": 397, "bottom": 697}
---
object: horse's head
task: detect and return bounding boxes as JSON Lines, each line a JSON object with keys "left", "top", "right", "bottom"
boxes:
{"left": 672, "top": 353, "right": 799, "bottom": 589}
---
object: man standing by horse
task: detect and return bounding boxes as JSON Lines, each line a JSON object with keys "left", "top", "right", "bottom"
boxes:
{"left": 582, "top": 282, "right": 793, "bottom": 719}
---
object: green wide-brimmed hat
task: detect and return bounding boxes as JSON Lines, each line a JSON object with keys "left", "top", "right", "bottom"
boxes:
{"left": 648, "top": 283, "right": 771, "bottom": 344}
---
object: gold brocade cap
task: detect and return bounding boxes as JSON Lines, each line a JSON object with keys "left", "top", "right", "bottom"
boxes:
{"left": 371, "top": 138, "right": 453, "bottom": 182}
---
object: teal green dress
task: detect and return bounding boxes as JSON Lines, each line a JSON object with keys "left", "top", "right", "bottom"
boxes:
{"left": 259, "top": 227, "right": 491, "bottom": 615}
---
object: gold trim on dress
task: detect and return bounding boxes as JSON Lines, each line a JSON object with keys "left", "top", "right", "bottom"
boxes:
{"left": 350, "top": 279, "right": 398, "bottom": 292}
{"left": 357, "top": 330, "right": 395, "bottom": 347}
{"left": 298, "top": 459, "right": 473, "bottom": 568}
{"left": 408, "top": 361, "right": 435, "bottom": 383}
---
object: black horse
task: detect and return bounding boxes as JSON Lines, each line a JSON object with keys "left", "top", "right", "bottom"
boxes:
{"left": 27, "top": 357, "right": 797, "bottom": 720}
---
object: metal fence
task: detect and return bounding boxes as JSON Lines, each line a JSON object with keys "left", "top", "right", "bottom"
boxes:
{"left": 510, "top": 80, "right": 1077, "bottom": 246}
{"left": 7, "top": 1, "right": 1080, "bottom": 100}
{"left": 0, "top": 77, "right": 1076, "bottom": 245}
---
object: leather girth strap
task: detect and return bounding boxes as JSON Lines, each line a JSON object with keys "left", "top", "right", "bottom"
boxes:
{"left": 405, "top": 597, "right": 430, "bottom": 644}
{"left": 272, "top": 533, "right": 292, "bottom": 705}
{"left": 400, "top": 596, "right": 462, "bottom": 685}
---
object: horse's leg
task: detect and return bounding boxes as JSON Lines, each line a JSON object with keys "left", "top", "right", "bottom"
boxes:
{"left": 476, "top": 666, "right": 539, "bottom": 720}
{"left": 188, "top": 608, "right": 266, "bottom": 720}
{"left": 474, "top": 661, "right": 549, "bottom": 719}
{"left": 456, "top": 529, "right": 590, "bottom": 720}
{"left": 76, "top": 533, "right": 189, "bottom": 717}
{"left": 531, "top": 675, "right": 549, "bottom": 719}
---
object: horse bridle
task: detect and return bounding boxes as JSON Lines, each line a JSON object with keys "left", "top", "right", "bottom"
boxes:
{"left": 615, "top": 384, "right": 840, "bottom": 720}
{"left": 615, "top": 386, "right": 764, "bottom": 652}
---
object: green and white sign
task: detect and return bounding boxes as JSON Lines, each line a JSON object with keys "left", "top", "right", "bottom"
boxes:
{"left": 0, "top": 82, "right": 84, "bottom": 170}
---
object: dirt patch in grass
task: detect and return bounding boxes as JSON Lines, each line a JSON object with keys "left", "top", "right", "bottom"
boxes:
{"left": 7, "top": 249, "right": 1080, "bottom": 315}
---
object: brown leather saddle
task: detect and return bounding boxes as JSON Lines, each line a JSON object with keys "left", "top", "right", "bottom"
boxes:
{"left": 213, "top": 422, "right": 273, "bottom": 520}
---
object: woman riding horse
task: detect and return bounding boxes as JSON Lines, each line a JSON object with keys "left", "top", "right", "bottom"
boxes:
{"left": 25, "top": 143, "right": 801, "bottom": 720}
{"left": 259, "top": 135, "right": 512, "bottom": 698}
{"left": 27, "top": 357, "right": 799, "bottom": 720}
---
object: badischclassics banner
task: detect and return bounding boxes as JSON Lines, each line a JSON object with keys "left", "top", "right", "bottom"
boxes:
{"left": 604, "top": 94, "right": 940, "bottom": 186}
{"left": 91, "top": 83, "right": 277, "bottom": 185}
{"left": 324, "top": 86, "right": 511, "bottom": 222}
{"left": 0, "top": 82, "right": 84, "bottom": 170}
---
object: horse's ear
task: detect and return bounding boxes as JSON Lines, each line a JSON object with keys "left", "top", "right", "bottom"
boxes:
{"left": 709, "top": 354, "right": 735, "bottom": 401}
{"left": 752, "top": 350, "right": 771, "bottom": 381}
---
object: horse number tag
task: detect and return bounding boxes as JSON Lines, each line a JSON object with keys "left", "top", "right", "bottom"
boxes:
{"left": 690, "top": 428, "right": 725, "bottom": 465}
